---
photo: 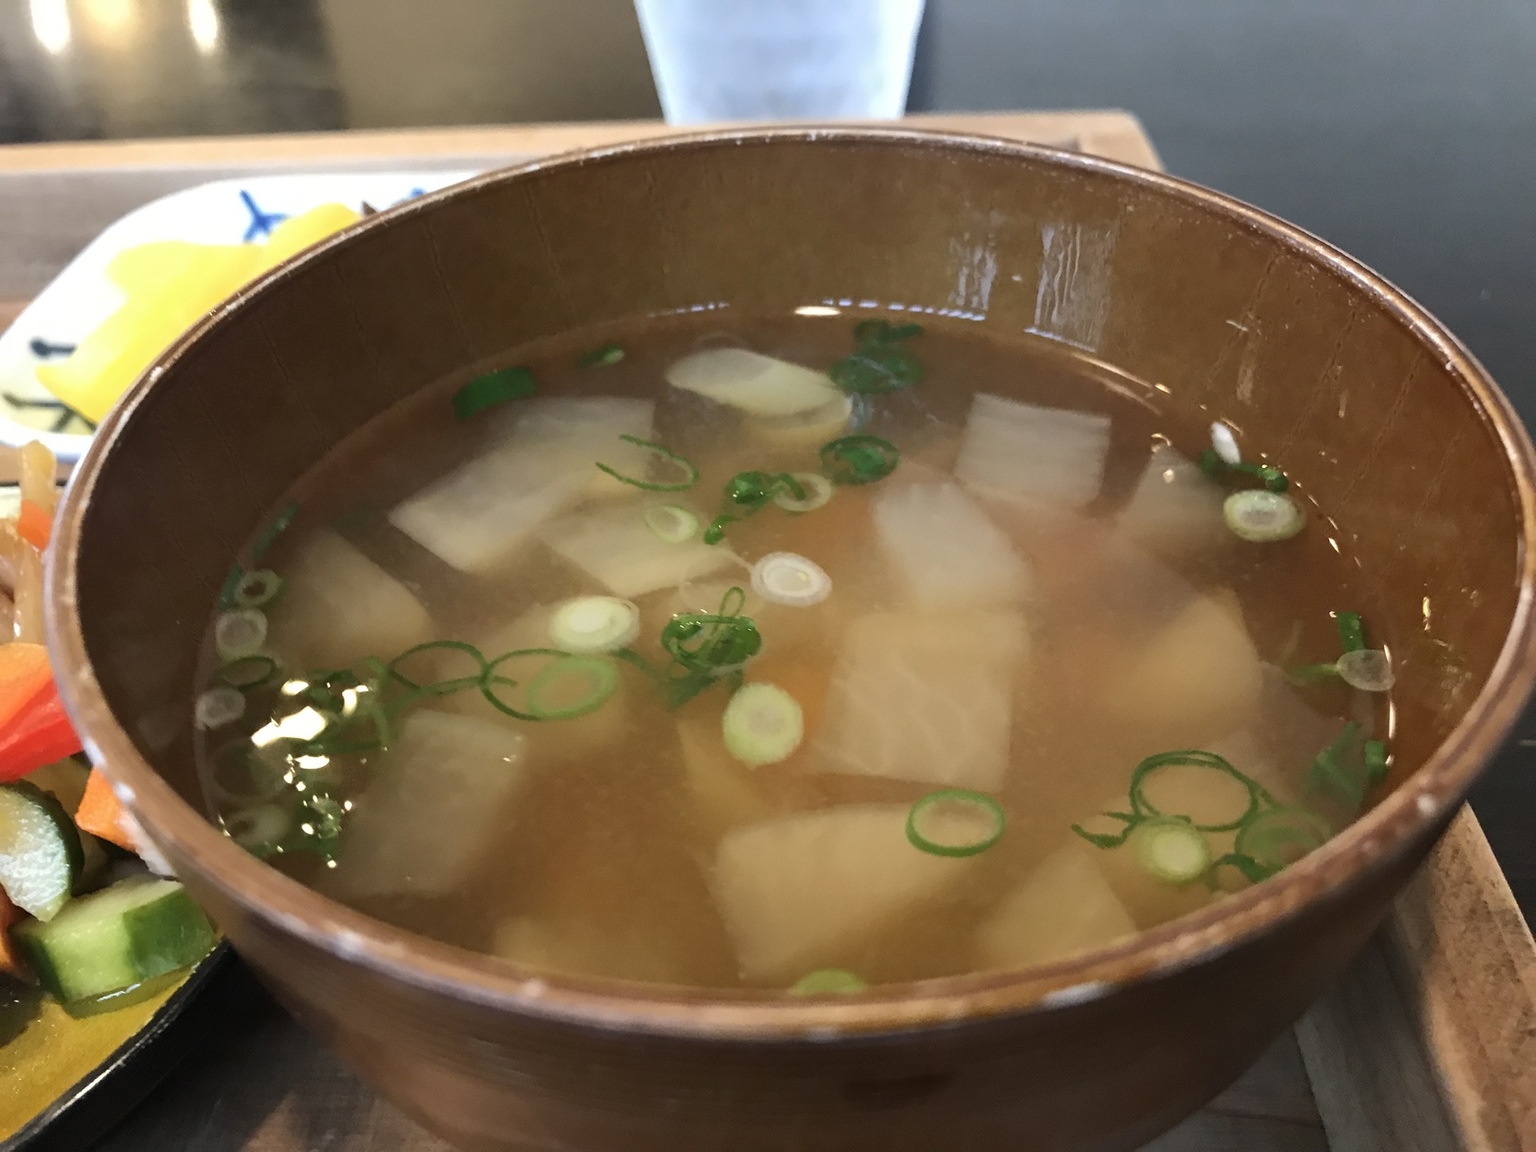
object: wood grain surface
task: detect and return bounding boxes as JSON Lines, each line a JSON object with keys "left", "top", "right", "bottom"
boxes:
{"left": 2, "top": 110, "right": 1529, "bottom": 1152}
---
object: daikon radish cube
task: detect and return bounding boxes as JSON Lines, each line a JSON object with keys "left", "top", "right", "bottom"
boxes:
{"left": 496, "top": 396, "right": 656, "bottom": 500}
{"left": 678, "top": 715, "right": 778, "bottom": 842}
{"left": 329, "top": 710, "right": 528, "bottom": 899}
{"left": 873, "top": 482, "right": 1031, "bottom": 607}
{"left": 954, "top": 394, "right": 1110, "bottom": 508}
{"left": 1105, "top": 593, "right": 1262, "bottom": 748}
{"left": 713, "top": 804, "right": 973, "bottom": 980}
{"left": 266, "top": 530, "right": 431, "bottom": 670}
{"left": 665, "top": 349, "right": 843, "bottom": 417}
{"left": 814, "top": 611, "right": 1027, "bottom": 790}
{"left": 977, "top": 844, "right": 1137, "bottom": 969}
{"left": 539, "top": 500, "right": 739, "bottom": 598}
{"left": 389, "top": 397, "right": 653, "bottom": 573}
{"left": 1117, "top": 444, "right": 1228, "bottom": 558}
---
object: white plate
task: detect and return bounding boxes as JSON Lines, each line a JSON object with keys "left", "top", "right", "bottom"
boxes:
{"left": 0, "top": 170, "right": 480, "bottom": 463}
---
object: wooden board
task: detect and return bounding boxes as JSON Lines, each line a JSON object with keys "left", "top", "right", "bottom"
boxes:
{"left": 0, "top": 110, "right": 1529, "bottom": 1152}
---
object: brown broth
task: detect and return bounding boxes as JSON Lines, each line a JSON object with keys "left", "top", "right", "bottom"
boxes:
{"left": 194, "top": 312, "right": 1390, "bottom": 990}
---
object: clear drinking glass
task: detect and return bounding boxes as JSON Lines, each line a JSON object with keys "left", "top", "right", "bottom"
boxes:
{"left": 634, "top": 0, "right": 926, "bottom": 124}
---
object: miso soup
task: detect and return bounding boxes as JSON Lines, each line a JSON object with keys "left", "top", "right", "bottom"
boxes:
{"left": 194, "top": 313, "right": 1392, "bottom": 991}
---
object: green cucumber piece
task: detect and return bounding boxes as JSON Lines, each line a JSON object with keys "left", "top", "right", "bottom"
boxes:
{"left": 0, "top": 781, "right": 83, "bottom": 920}
{"left": 14, "top": 875, "right": 215, "bottom": 1004}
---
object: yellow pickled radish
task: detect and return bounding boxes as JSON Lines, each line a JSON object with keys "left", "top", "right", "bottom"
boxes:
{"left": 36, "top": 203, "right": 361, "bottom": 423}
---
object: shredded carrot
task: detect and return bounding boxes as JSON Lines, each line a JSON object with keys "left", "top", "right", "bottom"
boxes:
{"left": 16, "top": 499, "right": 50, "bottom": 551}
{"left": 0, "top": 890, "right": 27, "bottom": 978}
{"left": 74, "top": 768, "right": 134, "bottom": 853}
{"left": 0, "top": 644, "right": 53, "bottom": 732}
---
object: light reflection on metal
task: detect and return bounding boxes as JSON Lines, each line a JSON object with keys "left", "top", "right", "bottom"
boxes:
{"left": 186, "top": 0, "right": 220, "bottom": 53}
{"left": 29, "top": 0, "right": 70, "bottom": 53}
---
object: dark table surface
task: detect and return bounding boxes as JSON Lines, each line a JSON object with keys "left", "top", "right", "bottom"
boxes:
{"left": 0, "top": 0, "right": 1531, "bottom": 911}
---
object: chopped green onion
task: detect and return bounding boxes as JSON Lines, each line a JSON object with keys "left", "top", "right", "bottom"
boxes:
{"left": 216, "top": 654, "right": 280, "bottom": 690}
{"left": 1336, "top": 648, "right": 1394, "bottom": 692}
{"left": 1306, "top": 722, "right": 1367, "bottom": 808}
{"left": 195, "top": 687, "right": 246, "bottom": 730}
{"left": 548, "top": 596, "right": 641, "bottom": 655}
{"left": 772, "top": 472, "right": 834, "bottom": 513}
{"left": 525, "top": 655, "right": 620, "bottom": 720}
{"left": 661, "top": 605, "right": 761, "bottom": 675}
{"left": 722, "top": 682, "right": 804, "bottom": 766}
{"left": 1234, "top": 807, "right": 1332, "bottom": 873}
{"left": 1133, "top": 818, "right": 1212, "bottom": 885}
{"left": 1223, "top": 490, "right": 1305, "bottom": 542}
{"left": 1199, "top": 450, "right": 1288, "bottom": 493}
{"left": 1129, "top": 750, "right": 1270, "bottom": 832}
{"left": 388, "top": 640, "right": 488, "bottom": 696}
{"left": 750, "top": 552, "right": 831, "bottom": 608}
{"left": 1287, "top": 662, "right": 1343, "bottom": 685}
{"left": 702, "top": 514, "right": 735, "bottom": 545}
{"left": 223, "top": 804, "right": 293, "bottom": 857}
{"left": 595, "top": 435, "right": 700, "bottom": 492}
{"left": 1365, "top": 739, "right": 1390, "bottom": 783}
{"left": 820, "top": 435, "right": 899, "bottom": 485}
{"left": 479, "top": 648, "right": 572, "bottom": 722}
{"left": 234, "top": 569, "right": 285, "bottom": 609}
{"left": 788, "top": 968, "right": 868, "bottom": 995}
{"left": 1207, "top": 852, "right": 1275, "bottom": 887}
{"left": 1335, "top": 611, "right": 1366, "bottom": 653}
{"left": 208, "top": 743, "right": 286, "bottom": 804}
{"left": 250, "top": 501, "right": 298, "bottom": 563}
{"left": 830, "top": 319, "right": 925, "bottom": 394}
{"left": 215, "top": 609, "right": 268, "bottom": 662}
{"left": 578, "top": 343, "right": 625, "bottom": 368}
{"left": 452, "top": 366, "right": 536, "bottom": 420}
{"left": 644, "top": 503, "right": 700, "bottom": 543}
{"left": 905, "top": 789, "right": 1006, "bottom": 857}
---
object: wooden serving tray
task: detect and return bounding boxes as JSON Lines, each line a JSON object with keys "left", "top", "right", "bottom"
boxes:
{"left": 0, "top": 111, "right": 1529, "bottom": 1152}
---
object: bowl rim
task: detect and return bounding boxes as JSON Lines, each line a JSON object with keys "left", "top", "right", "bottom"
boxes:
{"left": 46, "top": 124, "right": 1536, "bottom": 1042}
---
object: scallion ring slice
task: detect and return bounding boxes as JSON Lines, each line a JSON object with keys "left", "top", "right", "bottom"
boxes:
{"left": 1335, "top": 648, "right": 1394, "bottom": 692}
{"left": 1334, "top": 610, "right": 1367, "bottom": 653}
{"left": 452, "top": 366, "right": 536, "bottom": 420}
{"left": 1223, "top": 489, "right": 1305, "bottom": 542}
{"left": 195, "top": 686, "right": 247, "bottom": 730}
{"left": 596, "top": 435, "right": 699, "bottom": 492}
{"left": 388, "top": 639, "right": 489, "bottom": 698}
{"left": 644, "top": 503, "right": 701, "bottom": 544}
{"left": 820, "top": 434, "right": 899, "bottom": 486}
{"left": 905, "top": 789, "right": 1006, "bottom": 857}
{"left": 1234, "top": 807, "right": 1332, "bottom": 873}
{"left": 750, "top": 552, "right": 832, "bottom": 608}
{"left": 548, "top": 596, "right": 641, "bottom": 655}
{"left": 214, "top": 609, "right": 268, "bottom": 662}
{"left": 788, "top": 969, "right": 868, "bottom": 996}
{"left": 722, "top": 682, "right": 804, "bottom": 766}
{"left": 224, "top": 804, "right": 293, "bottom": 856}
{"left": 772, "top": 472, "right": 834, "bottom": 513}
{"left": 525, "top": 655, "right": 620, "bottom": 720}
{"left": 1134, "top": 818, "right": 1212, "bottom": 885}
{"left": 233, "top": 568, "right": 285, "bottom": 608}
{"left": 579, "top": 343, "right": 625, "bottom": 368}
{"left": 1128, "top": 750, "right": 1271, "bottom": 832}
{"left": 216, "top": 654, "right": 279, "bottom": 690}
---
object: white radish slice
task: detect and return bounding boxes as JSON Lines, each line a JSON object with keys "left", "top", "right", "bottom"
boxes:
{"left": 873, "top": 482, "right": 1030, "bottom": 608}
{"left": 954, "top": 393, "right": 1110, "bottom": 508}
{"left": 665, "top": 349, "right": 843, "bottom": 417}
{"left": 1117, "top": 444, "right": 1229, "bottom": 558}
{"left": 539, "top": 500, "right": 739, "bottom": 598}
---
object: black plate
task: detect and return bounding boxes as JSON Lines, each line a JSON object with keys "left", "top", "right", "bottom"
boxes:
{"left": 0, "top": 945, "right": 257, "bottom": 1152}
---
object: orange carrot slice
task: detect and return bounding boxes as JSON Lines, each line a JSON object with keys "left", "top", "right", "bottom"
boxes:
{"left": 74, "top": 768, "right": 134, "bottom": 853}
{"left": 0, "top": 644, "right": 54, "bottom": 732}
{"left": 0, "top": 890, "right": 27, "bottom": 978}
{"left": 16, "top": 500, "right": 50, "bottom": 551}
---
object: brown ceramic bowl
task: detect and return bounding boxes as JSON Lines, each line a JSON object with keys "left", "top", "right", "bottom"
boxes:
{"left": 46, "top": 128, "right": 1536, "bottom": 1152}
